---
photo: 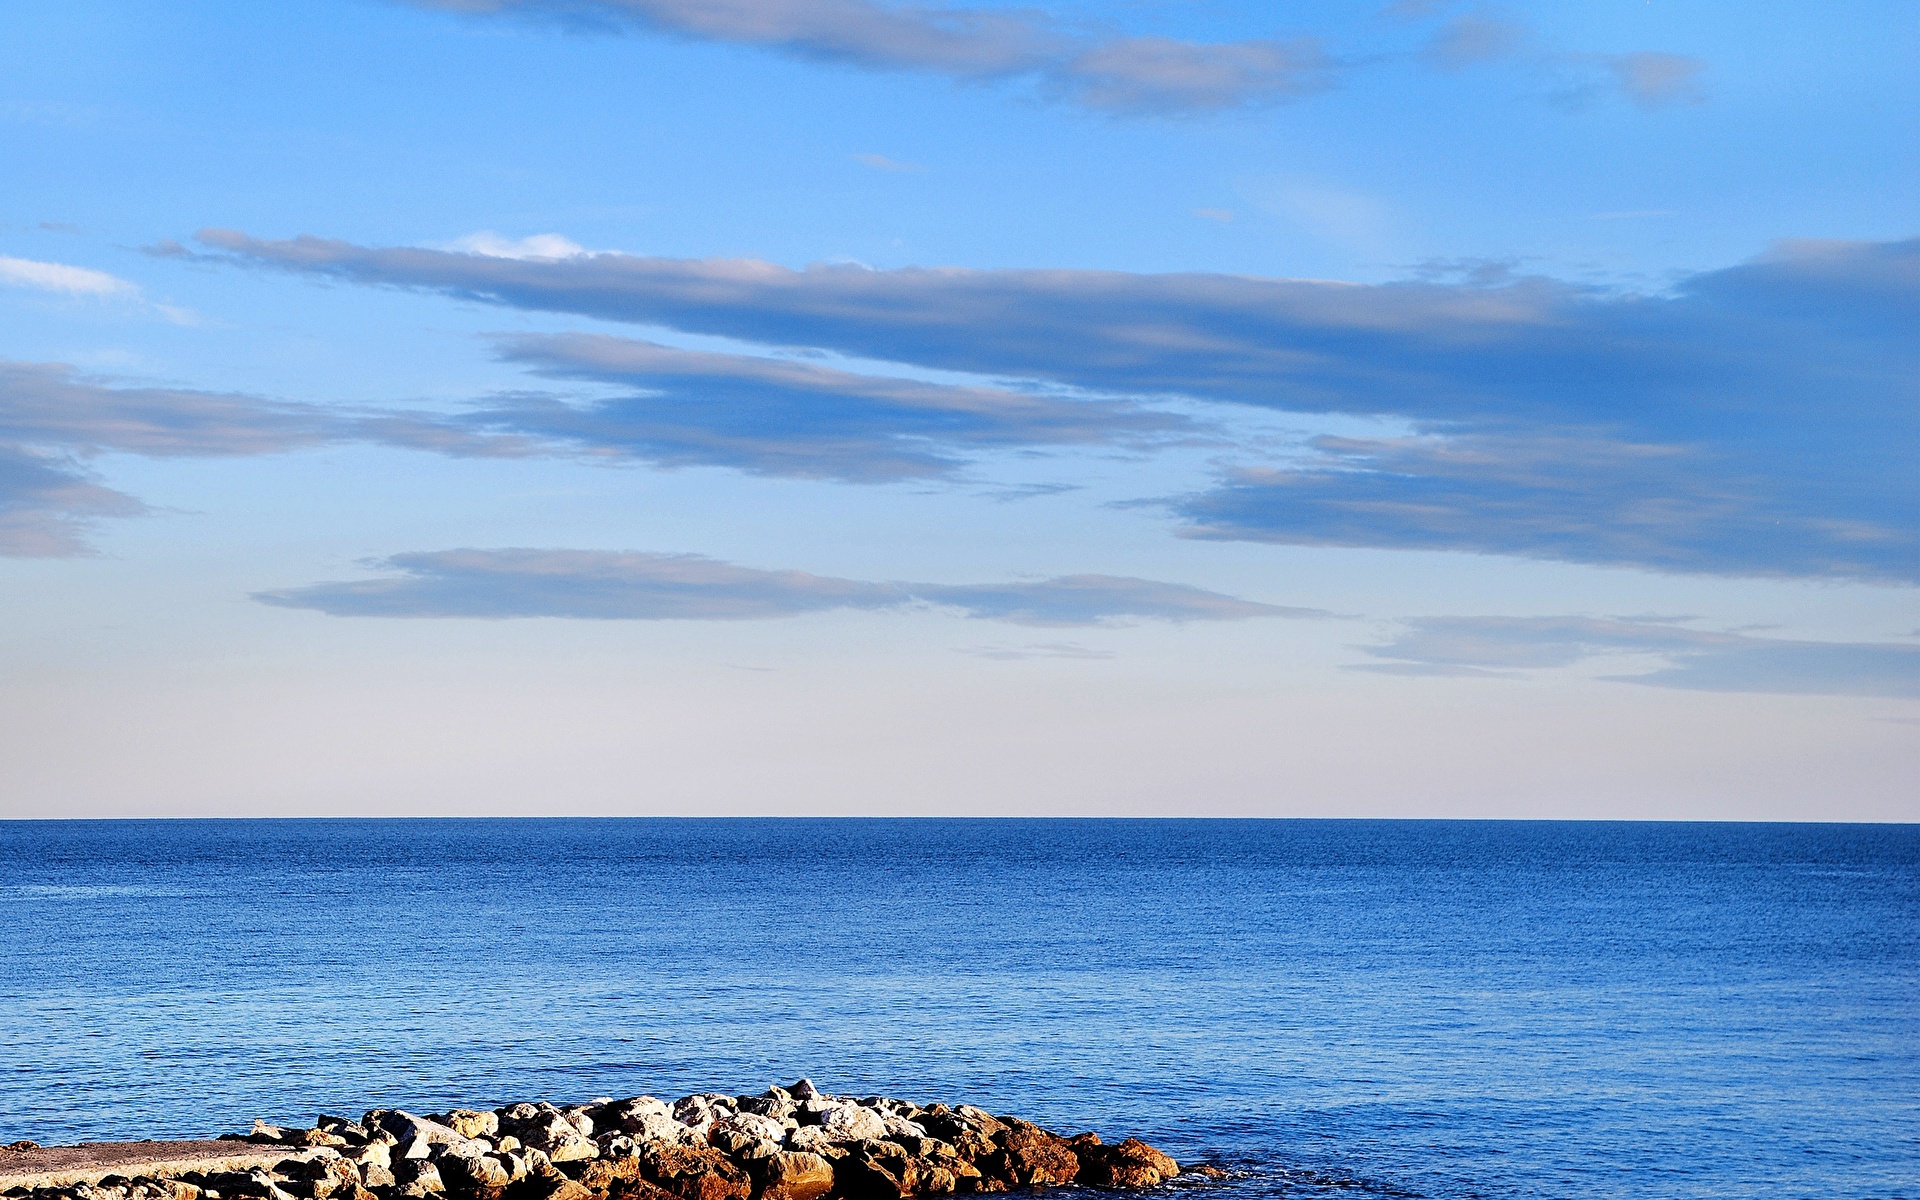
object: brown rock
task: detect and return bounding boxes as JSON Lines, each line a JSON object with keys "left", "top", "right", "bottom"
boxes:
{"left": 748, "top": 1152, "right": 834, "bottom": 1200}
{"left": 1074, "top": 1140, "right": 1178, "bottom": 1190}
{"left": 635, "top": 1147, "right": 750, "bottom": 1200}
{"left": 983, "top": 1127, "right": 1077, "bottom": 1189}
{"left": 440, "top": 1116, "right": 501, "bottom": 1143}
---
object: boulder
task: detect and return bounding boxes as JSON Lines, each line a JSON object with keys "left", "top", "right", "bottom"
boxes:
{"left": 344, "top": 1143, "right": 392, "bottom": 1172}
{"left": 591, "top": 1100, "right": 674, "bottom": 1136}
{"left": 294, "top": 1158, "right": 364, "bottom": 1200}
{"left": 438, "top": 1154, "right": 513, "bottom": 1194}
{"left": 815, "top": 1109, "right": 886, "bottom": 1144}
{"left": 439, "top": 1114, "right": 501, "bottom": 1142}
{"left": 392, "top": 1160, "right": 445, "bottom": 1196}
{"left": 635, "top": 1145, "right": 752, "bottom": 1200}
{"left": 787, "top": 1083, "right": 818, "bottom": 1102}
{"left": 708, "top": 1115, "right": 786, "bottom": 1155}
{"left": 748, "top": 1152, "right": 834, "bottom": 1200}
{"left": 1074, "top": 1139, "right": 1178, "bottom": 1190}
{"left": 781, "top": 1130, "right": 838, "bottom": 1157}
{"left": 983, "top": 1126, "right": 1078, "bottom": 1188}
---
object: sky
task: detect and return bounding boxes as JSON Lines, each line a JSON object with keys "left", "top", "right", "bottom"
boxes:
{"left": 1, "top": 0, "right": 1915, "bottom": 819}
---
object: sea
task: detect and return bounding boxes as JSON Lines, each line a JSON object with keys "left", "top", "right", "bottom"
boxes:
{"left": 0, "top": 819, "right": 1914, "bottom": 1199}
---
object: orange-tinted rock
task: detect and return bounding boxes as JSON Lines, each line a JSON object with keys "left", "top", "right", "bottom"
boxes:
{"left": 982, "top": 1126, "right": 1077, "bottom": 1189}
{"left": 1074, "top": 1140, "right": 1179, "bottom": 1189}
{"left": 749, "top": 1152, "right": 834, "bottom": 1200}
{"left": 636, "top": 1146, "right": 750, "bottom": 1200}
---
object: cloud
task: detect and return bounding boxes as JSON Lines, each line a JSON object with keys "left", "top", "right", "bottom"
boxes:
{"left": 0, "top": 443, "right": 145, "bottom": 557}
{"left": 411, "top": 0, "right": 1336, "bottom": 115}
{"left": 0, "top": 255, "right": 139, "bottom": 298}
{"left": 1401, "top": 8, "right": 1705, "bottom": 109}
{"left": 255, "top": 547, "right": 1313, "bottom": 625}
{"left": 0, "top": 359, "right": 521, "bottom": 555}
{"left": 1421, "top": 13, "right": 1525, "bottom": 70}
{"left": 1356, "top": 615, "right": 1920, "bottom": 698}
{"left": 1603, "top": 51, "right": 1706, "bottom": 108}
{"left": 201, "top": 229, "right": 1920, "bottom": 581}
{"left": 474, "top": 332, "right": 1191, "bottom": 481}
{"left": 1054, "top": 36, "right": 1334, "bottom": 115}
{"left": 446, "top": 232, "right": 587, "bottom": 259}
{"left": 914, "top": 574, "right": 1326, "bottom": 625}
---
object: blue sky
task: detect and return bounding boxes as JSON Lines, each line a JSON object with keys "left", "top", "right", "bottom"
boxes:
{"left": 1, "top": 0, "right": 1915, "bottom": 817}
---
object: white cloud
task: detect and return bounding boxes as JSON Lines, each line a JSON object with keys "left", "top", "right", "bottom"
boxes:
{"left": 446, "top": 231, "right": 587, "bottom": 259}
{"left": 0, "top": 255, "right": 139, "bottom": 298}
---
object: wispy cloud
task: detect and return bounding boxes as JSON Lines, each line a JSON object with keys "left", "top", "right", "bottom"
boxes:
{"left": 198, "top": 229, "right": 1920, "bottom": 581}
{"left": 0, "top": 253, "right": 197, "bottom": 323}
{"left": 1355, "top": 615, "right": 1920, "bottom": 698}
{"left": 1401, "top": 6, "right": 1706, "bottom": 109}
{"left": 0, "top": 255, "right": 139, "bottom": 298}
{"left": 256, "top": 547, "right": 1318, "bottom": 625}
{"left": 0, "top": 359, "right": 519, "bottom": 555}
{"left": 478, "top": 331, "right": 1192, "bottom": 481}
{"left": 445, "top": 231, "right": 588, "bottom": 259}
{"left": 411, "top": 0, "right": 1338, "bottom": 115}
{"left": 852, "top": 152, "right": 923, "bottom": 173}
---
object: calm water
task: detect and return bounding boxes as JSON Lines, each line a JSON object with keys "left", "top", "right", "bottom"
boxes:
{"left": 0, "top": 820, "right": 1914, "bottom": 1199}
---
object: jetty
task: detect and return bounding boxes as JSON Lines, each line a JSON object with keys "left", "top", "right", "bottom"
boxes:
{"left": 1, "top": 1082, "right": 1207, "bottom": 1200}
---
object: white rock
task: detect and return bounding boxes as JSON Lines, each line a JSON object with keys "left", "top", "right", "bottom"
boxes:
{"left": 816, "top": 1106, "right": 888, "bottom": 1142}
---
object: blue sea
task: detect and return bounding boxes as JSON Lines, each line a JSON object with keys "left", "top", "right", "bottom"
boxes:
{"left": 1, "top": 820, "right": 1915, "bottom": 1199}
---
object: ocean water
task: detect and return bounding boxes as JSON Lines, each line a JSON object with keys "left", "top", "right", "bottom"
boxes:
{"left": 0, "top": 820, "right": 1915, "bottom": 1200}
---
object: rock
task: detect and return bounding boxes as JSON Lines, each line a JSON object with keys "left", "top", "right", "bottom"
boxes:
{"left": 635, "top": 1145, "right": 751, "bottom": 1200}
{"left": 749, "top": 1152, "right": 834, "bottom": 1200}
{"left": 295, "top": 1132, "right": 350, "bottom": 1150}
{"left": 877, "top": 1118, "right": 925, "bottom": 1143}
{"left": 815, "top": 1109, "right": 886, "bottom": 1144}
{"left": 787, "top": 1083, "right": 818, "bottom": 1103}
{"left": 590, "top": 1099, "right": 674, "bottom": 1137}
{"left": 392, "top": 1161, "right": 445, "bottom": 1196}
{"left": 293, "top": 1158, "right": 364, "bottom": 1200}
{"left": 983, "top": 1126, "right": 1078, "bottom": 1188}
{"left": 436, "top": 1154, "right": 511, "bottom": 1196}
{"left": 708, "top": 1114, "right": 787, "bottom": 1155}
{"left": 1075, "top": 1140, "right": 1178, "bottom": 1190}
{"left": 595, "top": 1135, "right": 638, "bottom": 1160}
{"left": 440, "top": 1114, "right": 500, "bottom": 1142}
{"left": 781, "top": 1130, "right": 838, "bottom": 1157}
{"left": 247, "top": 1124, "right": 289, "bottom": 1147}
{"left": 1177, "top": 1164, "right": 1226, "bottom": 1181}
{"left": 371, "top": 1113, "right": 491, "bottom": 1162}
{"left": 344, "top": 1143, "right": 392, "bottom": 1172}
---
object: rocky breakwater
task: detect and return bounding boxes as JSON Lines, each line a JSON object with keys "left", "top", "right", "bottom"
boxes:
{"left": 2, "top": 1082, "right": 1210, "bottom": 1200}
